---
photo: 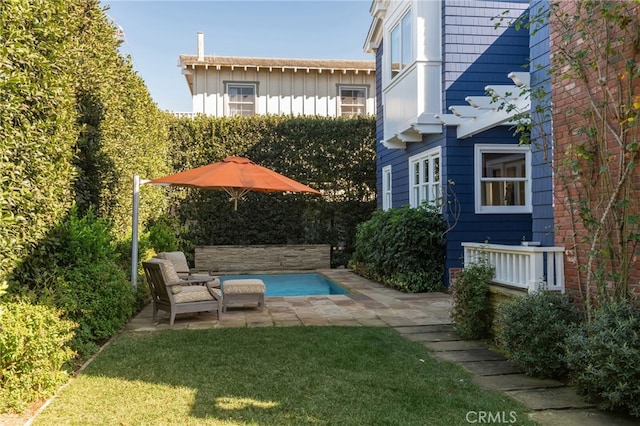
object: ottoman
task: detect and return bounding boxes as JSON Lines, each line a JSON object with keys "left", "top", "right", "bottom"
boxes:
{"left": 222, "top": 279, "right": 266, "bottom": 312}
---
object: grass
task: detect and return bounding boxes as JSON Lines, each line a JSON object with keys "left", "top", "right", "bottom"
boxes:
{"left": 33, "top": 326, "right": 537, "bottom": 425}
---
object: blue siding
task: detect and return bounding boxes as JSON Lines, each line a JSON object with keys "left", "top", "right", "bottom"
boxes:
{"left": 375, "top": 0, "right": 532, "bottom": 287}
{"left": 530, "top": 0, "right": 554, "bottom": 246}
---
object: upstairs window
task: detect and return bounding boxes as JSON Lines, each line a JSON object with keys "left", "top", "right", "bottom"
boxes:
{"left": 390, "top": 10, "right": 412, "bottom": 79}
{"left": 226, "top": 83, "right": 256, "bottom": 116}
{"left": 409, "top": 147, "right": 441, "bottom": 208}
{"left": 339, "top": 86, "right": 367, "bottom": 117}
{"left": 475, "top": 145, "right": 531, "bottom": 214}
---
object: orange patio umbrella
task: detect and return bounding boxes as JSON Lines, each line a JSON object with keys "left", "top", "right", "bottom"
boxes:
{"left": 145, "top": 156, "right": 321, "bottom": 210}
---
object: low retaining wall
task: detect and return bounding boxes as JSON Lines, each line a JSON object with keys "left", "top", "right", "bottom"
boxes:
{"left": 194, "top": 244, "right": 331, "bottom": 272}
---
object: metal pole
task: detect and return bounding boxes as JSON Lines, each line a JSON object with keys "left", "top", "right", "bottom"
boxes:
{"left": 132, "top": 175, "right": 153, "bottom": 290}
{"left": 131, "top": 175, "right": 141, "bottom": 290}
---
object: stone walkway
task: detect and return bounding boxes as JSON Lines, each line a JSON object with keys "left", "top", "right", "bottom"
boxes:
{"left": 125, "top": 269, "right": 639, "bottom": 426}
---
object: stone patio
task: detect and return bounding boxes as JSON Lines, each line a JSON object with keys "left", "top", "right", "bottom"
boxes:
{"left": 125, "top": 269, "right": 453, "bottom": 331}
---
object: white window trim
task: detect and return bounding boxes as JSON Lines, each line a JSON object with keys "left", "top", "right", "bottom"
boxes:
{"left": 338, "top": 85, "right": 368, "bottom": 117}
{"left": 474, "top": 144, "right": 532, "bottom": 214}
{"left": 382, "top": 165, "right": 392, "bottom": 210}
{"left": 389, "top": 8, "right": 412, "bottom": 81}
{"left": 408, "top": 146, "right": 442, "bottom": 209}
{"left": 224, "top": 82, "right": 257, "bottom": 116}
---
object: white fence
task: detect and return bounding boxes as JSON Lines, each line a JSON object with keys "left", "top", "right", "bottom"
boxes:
{"left": 462, "top": 242, "right": 565, "bottom": 293}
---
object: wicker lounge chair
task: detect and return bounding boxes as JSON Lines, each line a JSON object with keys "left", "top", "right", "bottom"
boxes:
{"left": 142, "top": 258, "right": 222, "bottom": 325}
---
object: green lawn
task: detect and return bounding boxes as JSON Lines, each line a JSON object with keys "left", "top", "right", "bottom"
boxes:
{"left": 33, "top": 327, "right": 537, "bottom": 425}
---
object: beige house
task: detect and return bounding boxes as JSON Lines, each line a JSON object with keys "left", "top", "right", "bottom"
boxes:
{"left": 177, "top": 33, "right": 376, "bottom": 118}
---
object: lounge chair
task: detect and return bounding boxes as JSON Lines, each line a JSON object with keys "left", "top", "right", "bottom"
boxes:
{"left": 142, "top": 258, "right": 222, "bottom": 325}
{"left": 156, "top": 251, "right": 213, "bottom": 280}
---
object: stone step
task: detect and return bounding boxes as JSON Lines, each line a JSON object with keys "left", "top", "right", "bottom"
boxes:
{"left": 404, "top": 331, "right": 461, "bottom": 342}
{"left": 460, "top": 360, "right": 524, "bottom": 376}
{"left": 473, "top": 374, "right": 566, "bottom": 391}
{"left": 394, "top": 324, "right": 456, "bottom": 334}
{"left": 506, "top": 387, "right": 594, "bottom": 410}
{"left": 423, "top": 340, "right": 488, "bottom": 351}
{"left": 432, "top": 348, "right": 508, "bottom": 363}
{"left": 528, "top": 409, "right": 640, "bottom": 426}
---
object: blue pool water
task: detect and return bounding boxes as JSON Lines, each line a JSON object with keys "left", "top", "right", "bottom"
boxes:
{"left": 219, "top": 273, "right": 350, "bottom": 297}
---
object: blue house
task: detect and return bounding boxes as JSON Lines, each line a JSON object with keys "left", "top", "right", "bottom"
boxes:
{"left": 364, "top": 0, "right": 560, "bottom": 290}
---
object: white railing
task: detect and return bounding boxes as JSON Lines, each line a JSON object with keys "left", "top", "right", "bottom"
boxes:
{"left": 462, "top": 242, "right": 565, "bottom": 293}
{"left": 172, "top": 112, "right": 198, "bottom": 119}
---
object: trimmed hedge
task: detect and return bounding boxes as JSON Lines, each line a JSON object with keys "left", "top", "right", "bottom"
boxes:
{"left": 350, "top": 205, "right": 446, "bottom": 292}
{"left": 164, "top": 115, "right": 377, "bottom": 267}
{"left": 0, "top": 299, "right": 77, "bottom": 412}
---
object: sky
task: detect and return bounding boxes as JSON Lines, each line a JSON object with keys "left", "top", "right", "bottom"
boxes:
{"left": 103, "top": 1, "right": 375, "bottom": 113}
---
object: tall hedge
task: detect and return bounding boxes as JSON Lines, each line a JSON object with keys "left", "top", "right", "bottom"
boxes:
{"left": 1, "top": 0, "right": 171, "bottom": 295}
{"left": 0, "top": 0, "right": 80, "bottom": 295}
{"left": 163, "top": 115, "right": 377, "bottom": 265}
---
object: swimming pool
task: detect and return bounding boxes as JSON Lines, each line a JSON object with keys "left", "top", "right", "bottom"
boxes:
{"left": 219, "top": 273, "right": 350, "bottom": 297}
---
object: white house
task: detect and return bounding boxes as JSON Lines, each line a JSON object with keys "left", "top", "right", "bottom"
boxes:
{"left": 178, "top": 33, "right": 376, "bottom": 118}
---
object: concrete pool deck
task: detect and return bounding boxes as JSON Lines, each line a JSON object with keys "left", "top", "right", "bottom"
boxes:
{"left": 125, "top": 269, "right": 453, "bottom": 330}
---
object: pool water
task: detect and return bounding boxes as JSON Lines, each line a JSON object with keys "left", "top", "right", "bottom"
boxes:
{"left": 219, "top": 273, "right": 350, "bottom": 297}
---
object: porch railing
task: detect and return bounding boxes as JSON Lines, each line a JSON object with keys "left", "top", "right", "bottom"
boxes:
{"left": 461, "top": 242, "right": 565, "bottom": 293}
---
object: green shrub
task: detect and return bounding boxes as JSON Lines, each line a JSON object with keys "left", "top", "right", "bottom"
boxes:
{"left": 565, "top": 298, "right": 640, "bottom": 417}
{"left": 451, "top": 260, "right": 494, "bottom": 339}
{"left": 34, "top": 207, "right": 135, "bottom": 358}
{"left": 350, "top": 205, "right": 446, "bottom": 292}
{"left": 0, "top": 299, "right": 77, "bottom": 413}
{"left": 497, "top": 291, "right": 580, "bottom": 377}
{"left": 147, "top": 216, "right": 180, "bottom": 253}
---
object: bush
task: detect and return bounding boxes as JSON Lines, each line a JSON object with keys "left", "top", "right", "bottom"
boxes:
{"left": 35, "top": 207, "right": 135, "bottom": 358}
{"left": 565, "top": 298, "right": 640, "bottom": 417}
{"left": 350, "top": 205, "right": 446, "bottom": 292}
{"left": 451, "top": 260, "right": 494, "bottom": 339}
{"left": 0, "top": 299, "right": 77, "bottom": 413}
{"left": 497, "top": 291, "right": 580, "bottom": 377}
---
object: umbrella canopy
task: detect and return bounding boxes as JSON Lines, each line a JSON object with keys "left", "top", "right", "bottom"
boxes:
{"left": 146, "top": 156, "right": 321, "bottom": 209}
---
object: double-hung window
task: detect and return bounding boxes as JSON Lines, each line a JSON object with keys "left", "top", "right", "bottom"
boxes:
{"left": 339, "top": 86, "right": 367, "bottom": 117}
{"left": 390, "top": 10, "right": 412, "bottom": 79}
{"left": 409, "top": 147, "right": 441, "bottom": 208}
{"left": 475, "top": 144, "right": 531, "bottom": 213}
{"left": 226, "top": 83, "right": 256, "bottom": 116}
{"left": 382, "top": 165, "right": 392, "bottom": 210}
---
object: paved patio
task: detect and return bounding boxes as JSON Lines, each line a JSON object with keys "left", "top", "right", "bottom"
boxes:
{"left": 125, "top": 269, "right": 453, "bottom": 331}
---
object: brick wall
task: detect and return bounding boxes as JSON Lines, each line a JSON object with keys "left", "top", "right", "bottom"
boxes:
{"left": 550, "top": 1, "right": 640, "bottom": 297}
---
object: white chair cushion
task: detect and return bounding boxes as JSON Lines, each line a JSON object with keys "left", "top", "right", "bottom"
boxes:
{"left": 223, "top": 279, "right": 266, "bottom": 295}
{"left": 173, "top": 285, "right": 215, "bottom": 303}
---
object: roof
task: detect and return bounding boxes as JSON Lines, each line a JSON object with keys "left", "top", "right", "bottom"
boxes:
{"left": 179, "top": 55, "right": 376, "bottom": 72}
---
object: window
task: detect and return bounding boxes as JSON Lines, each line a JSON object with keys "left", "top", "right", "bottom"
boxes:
{"left": 409, "top": 147, "right": 441, "bottom": 208}
{"left": 226, "top": 83, "right": 256, "bottom": 116}
{"left": 390, "top": 10, "right": 412, "bottom": 78}
{"left": 475, "top": 145, "right": 531, "bottom": 214}
{"left": 382, "top": 166, "right": 392, "bottom": 210}
{"left": 339, "top": 86, "right": 367, "bottom": 117}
